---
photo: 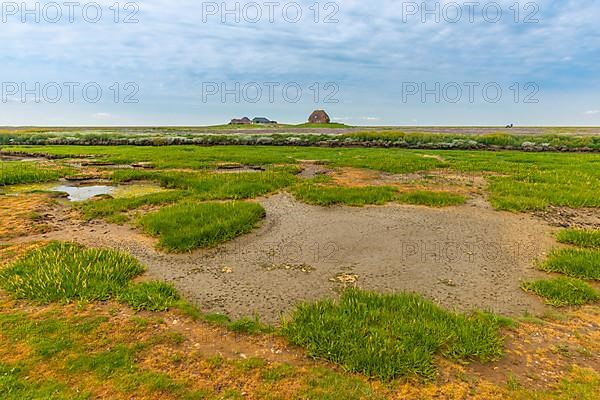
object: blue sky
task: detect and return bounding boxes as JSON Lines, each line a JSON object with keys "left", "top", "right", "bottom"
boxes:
{"left": 0, "top": 0, "right": 599, "bottom": 126}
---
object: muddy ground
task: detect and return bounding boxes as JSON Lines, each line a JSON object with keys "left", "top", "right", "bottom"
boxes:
{"left": 16, "top": 192, "right": 558, "bottom": 324}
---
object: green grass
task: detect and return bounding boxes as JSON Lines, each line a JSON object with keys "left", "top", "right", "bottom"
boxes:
{"left": 281, "top": 288, "right": 505, "bottom": 380}
{"left": 0, "top": 242, "right": 145, "bottom": 303}
{"left": 292, "top": 184, "right": 398, "bottom": 206}
{"left": 112, "top": 168, "right": 297, "bottom": 200}
{"left": 557, "top": 229, "right": 600, "bottom": 249}
{"left": 396, "top": 190, "right": 466, "bottom": 207}
{"left": 512, "top": 367, "right": 600, "bottom": 400}
{"left": 292, "top": 184, "right": 465, "bottom": 208}
{"left": 4, "top": 145, "right": 447, "bottom": 173}
{"left": 540, "top": 249, "right": 600, "bottom": 280}
{"left": 0, "top": 161, "right": 64, "bottom": 186}
{"left": 118, "top": 282, "right": 181, "bottom": 312}
{"left": 138, "top": 201, "right": 266, "bottom": 252}
{"left": 522, "top": 278, "right": 600, "bottom": 307}
{"left": 78, "top": 190, "right": 187, "bottom": 223}
{"left": 0, "top": 362, "right": 91, "bottom": 400}
{"left": 4, "top": 145, "right": 600, "bottom": 212}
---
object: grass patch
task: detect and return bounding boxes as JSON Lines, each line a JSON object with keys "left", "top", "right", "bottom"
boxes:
{"left": 4, "top": 146, "right": 600, "bottom": 212}
{"left": 396, "top": 190, "right": 466, "bottom": 207}
{"left": 557, "top": 229, "right": 600, "bottom": 249}
{"left": 78, "top": 190, "right": 187, "bottom": 223}
{"left": 138, "top": 201, "right": 266, "bottom": 252}
{"left": 281, "top": 288, "right": 505, "bottom": 380}
{"left": 118, "top": 282, "right": 181, "bottom": 312}
{"left": 112, "top": 168, "right": 297, "bottom": 200}
{"left": 0, "top": 161, "right": 64, "bottom": 186}
{"left": 0, "top": 362, "right": 90, "bottom": 400}
{"left": 0, "top": 242, "right": 144, "bottom": 303}
{"left": 292, "top": 184, "right": 397, "bottom": 206}
{"left": 522, "top": 278, "right": 599, "bottom": 307}
{"left": 540, "top": 248, "right": 600, "bottom": 280}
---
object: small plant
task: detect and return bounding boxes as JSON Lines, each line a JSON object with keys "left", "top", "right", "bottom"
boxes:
{"left": 522, "top": 278, "right": 600, "bottom": 307}
{"left": 540, "top": 249, "right": 600, "bottom": 280}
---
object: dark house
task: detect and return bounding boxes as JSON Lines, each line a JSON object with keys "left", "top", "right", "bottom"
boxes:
{"left": 308, "top": 110, "right": 331, "bottom": 124}
{"left": 252, "top": 117, "right": 276, "bottom": 124}
{"left": 229, "top": 117, "right": 251, "bottom": 125}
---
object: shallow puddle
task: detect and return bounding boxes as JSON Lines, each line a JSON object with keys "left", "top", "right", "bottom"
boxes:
{"left": 3, "top": 181, "right": 168, "bottom": 202}
{"left": 51, "top": 185, "right": 114, "bottom": 202}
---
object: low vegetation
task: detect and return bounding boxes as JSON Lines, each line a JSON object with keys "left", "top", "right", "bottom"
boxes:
{"left": 138, "top": 201, "right": 266, "bottom": 252}
{"left": 292, "top": 184, "right": 398, "bottom": 206}
{"left": 5, "top": 145, "right": 599, "bottom": 212}
{"left": 117, "top": 281, "right": 180, "bottom": 312}
{"left": 112, "top": 168, "right": 298, "bottom": 200}
{"left": 522, "top": 278, "right": 600, "bottom": 307}
{"left": 540, "top": 248, "right": 600, "bottom": 281}
{"left": 0, "top": 242, "right": 144, "bottom": 303}
{"left": 0, "top": 242, "right": 180, "bottom": 312}
{"left": 396, "top": 190, "right": 466, "bottom": 207}
{"left": 0, "top": 161, "right": 64, "bottom": 186}
{"left": 557, "top": 229, "right": 600, "bottom": 249}
{"left": 78, "top": 190, "right": 188, "bottom": 223}
{"left": 282, "top": 288, "right": 506, "bottom": 380}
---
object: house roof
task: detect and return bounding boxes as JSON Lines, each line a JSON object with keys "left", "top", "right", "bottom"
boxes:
{"left": 252, "top": 117, "right": 273, "bottom": 123}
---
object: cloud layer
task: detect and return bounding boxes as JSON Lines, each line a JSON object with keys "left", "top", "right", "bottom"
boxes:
{"left": 0, "top": 0, "right": 599, "bottom": 125}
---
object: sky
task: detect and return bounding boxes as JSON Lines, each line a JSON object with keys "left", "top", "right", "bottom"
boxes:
{"left": 0, "top": 0, "right": 599, "bottom": 126}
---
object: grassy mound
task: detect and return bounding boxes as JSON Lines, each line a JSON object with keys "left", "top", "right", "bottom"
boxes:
{"left": 281, "top": 289, "right": 505, "bottom": 380}
{"left": 0, "top": 242, "right": 181, "bottom": 312}
{"left": 522, "top": 278, "right": 600, "bottom": 307}
{"left": 0, "top": 242, "right": 144, "bottom": 303}
{"left": 541, "top": 249, "right": 600, "bottom": 280}
{"left": 139, "top": 201, "right": 266, "bottom": 252}
{"left": 557, "top": 229, "right": 600, "bottom": 249}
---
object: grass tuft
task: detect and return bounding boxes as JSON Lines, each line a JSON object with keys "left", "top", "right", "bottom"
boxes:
{"left": 396, "top": 190, "right": 466, "bottom": 207}
{"left": 522, "top": 277, "right": 600, "bottom": 307}
{"left": 118, "top": 281, "right": 181, "bottom": 312}
{"left": 292, "top": 184, "right": 397, "bottom": 206}
{"left": 540, "top": 248, "right": 600, "bottom": 280}
{"left": 557, "top": 229, "right": 600, "bottom": 249}
{"left": 0, "top": 242, "right": 145, "bottom": 303}
{"left": 281, "top": 288, "right": 504, "bottom": 380}
{"left": 138, "top": 201, "right": 266, "bottom": 252}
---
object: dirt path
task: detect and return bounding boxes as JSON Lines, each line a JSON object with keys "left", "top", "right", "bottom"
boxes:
{"left": 17, "top": 193, "right": 555, "bottom": 324}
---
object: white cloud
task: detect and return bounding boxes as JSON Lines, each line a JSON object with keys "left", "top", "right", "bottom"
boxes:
{"left": 584, "top": 110, "right": 600, "bottom": 115}
{"left": 92, "top": 112, "right": 112, "bottom": 119}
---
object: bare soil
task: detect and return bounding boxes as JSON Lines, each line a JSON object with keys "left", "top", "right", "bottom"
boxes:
{"left": 22, "top": 193, "right": 557, "bottom": 324}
